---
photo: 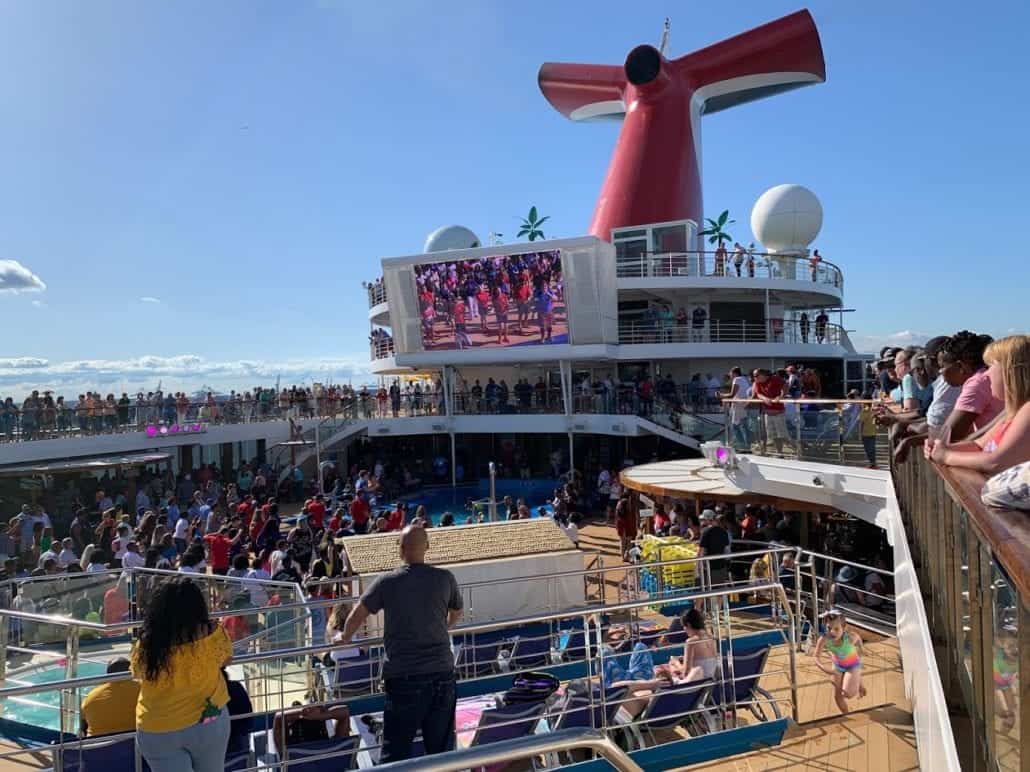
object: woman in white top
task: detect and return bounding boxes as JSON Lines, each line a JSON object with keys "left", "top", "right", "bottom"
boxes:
{"left": 667, "top": 608, "right": 720, "bottom": 681}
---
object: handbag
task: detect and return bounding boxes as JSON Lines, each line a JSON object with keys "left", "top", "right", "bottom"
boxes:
{"left": 981, "top": 462, "right": 1030, "bottom": 510}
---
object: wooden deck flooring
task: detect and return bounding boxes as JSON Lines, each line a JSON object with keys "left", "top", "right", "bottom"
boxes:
{"left": 683, "top": 637, "right": 918, "bottom": 771}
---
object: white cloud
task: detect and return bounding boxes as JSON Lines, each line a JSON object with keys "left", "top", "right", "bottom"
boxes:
{"left": 0, "top": 354, "right": 374, "bottom": 399}
{"left": 31, "top": 299, "right": 46, "bottom": 308}
{"left": 0, "top": 357, "right": 49, "bottom": 369}
{"left": 0, "top": 260, "right": 46, "bottom": 293}
{"left": 851, "top": 330, "right": 930, "bottom": 355}
{"left": 139, "top": 296, "right": 161, "bottom": 304}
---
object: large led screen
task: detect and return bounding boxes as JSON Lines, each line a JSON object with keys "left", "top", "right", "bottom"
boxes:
{"left": 413, "top": 249, "right": 567, "bottom": 350}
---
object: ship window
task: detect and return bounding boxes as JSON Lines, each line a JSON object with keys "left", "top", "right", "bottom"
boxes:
{"left": 615, "top": 238, "right": 648, "bottom": 277}
{"left": 652, "top": 224, "right": 688, "bottom": 254}
{"left": 612, "top": 228, "right": 646, "bottom": 240}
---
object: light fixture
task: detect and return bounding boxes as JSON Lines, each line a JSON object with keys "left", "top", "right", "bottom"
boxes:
{"left": 701, "top": 441, "right": 737, "bottom": 469}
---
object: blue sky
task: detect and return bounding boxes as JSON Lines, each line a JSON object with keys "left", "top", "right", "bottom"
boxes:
{"left": 0, "top": 0, "right": 1027, "bottom": 397}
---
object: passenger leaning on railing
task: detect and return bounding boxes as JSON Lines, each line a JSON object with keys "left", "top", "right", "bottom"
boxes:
{"left": 927, "top": 335, "right": 1030, "bottom": 476}
{"left": 131, "top": 577, "right": 233, "bottom": 772}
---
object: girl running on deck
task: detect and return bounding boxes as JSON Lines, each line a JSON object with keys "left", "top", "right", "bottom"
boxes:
{"left": 812, "top": 609, "right": 867, "bottom": 713}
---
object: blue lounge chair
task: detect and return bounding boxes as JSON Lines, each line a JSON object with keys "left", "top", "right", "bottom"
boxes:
{"left": 551, "top": 686, "right": 627, "bottom": 764}
{"left": 717, "top": 646, "right": 781, "bottom": 721}
{"left": 331, "top": 653, "right": 381, "bottom": 697}
{"left": 285, "top": 736, "right": 359, "bottom": 770}
{"left": 469, "top": 700, "right": 546, "bottom": 768}
{"left": 633, "top": 678, "right": 713, "bottom": 747}
{"left": 58, "top": 735, "right": 147, "bottom": 772}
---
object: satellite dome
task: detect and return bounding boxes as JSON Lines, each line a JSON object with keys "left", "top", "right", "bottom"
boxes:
{"left": 750, "top": 184, "right": 822, "bottom": 254}
{"left": 424, "top": 225, "right": 481, "bottom": 253}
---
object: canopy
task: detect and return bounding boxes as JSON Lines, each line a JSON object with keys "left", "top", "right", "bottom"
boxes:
{"left": 0, "top": 452, "right": 172, "bottom": 478}
{"left": 620, "top": 457, "right": 836, "bottom": 512}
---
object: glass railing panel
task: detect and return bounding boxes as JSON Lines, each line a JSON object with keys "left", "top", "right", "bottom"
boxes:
{"left": 957, "top": 508, "right": 973, "bottom": 689}
{"left": 990, "top": 560, "right": 1020, "bottom": 771}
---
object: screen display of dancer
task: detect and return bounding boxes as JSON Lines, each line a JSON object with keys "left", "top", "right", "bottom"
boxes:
{"left": 413, "top": 249, "right": 567, "bottom": 350}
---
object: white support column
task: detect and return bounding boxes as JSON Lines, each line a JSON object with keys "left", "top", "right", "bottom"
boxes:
{"left": 560, "top": 360, "right": 573, "bottom": 416}
{"left": 442, "top": 365, "right": 453, "bottom": 417}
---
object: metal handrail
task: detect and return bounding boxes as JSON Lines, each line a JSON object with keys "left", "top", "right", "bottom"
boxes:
{"left": 0, "top": 580, "right": 796, "bottom": 700}
{"left": 618, "top": 317, "right": 845, "bottom": 346}
{"left": 0, "top": 545, "right": 798, "bottom": 629}
{"left": 373, "top": 728, "right": 642, "bottom": 772}
{"left": 614, "top": 249, "right": 842, "bottom": 287}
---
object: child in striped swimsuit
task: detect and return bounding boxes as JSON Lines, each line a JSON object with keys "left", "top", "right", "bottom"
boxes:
{"left": 813, "top": 610, "right": 867, "bottom": 714}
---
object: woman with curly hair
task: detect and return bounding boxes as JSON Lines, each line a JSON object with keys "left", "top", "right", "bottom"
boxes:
{"left": 131, "top": 577, "right": 232, "bottom": 771}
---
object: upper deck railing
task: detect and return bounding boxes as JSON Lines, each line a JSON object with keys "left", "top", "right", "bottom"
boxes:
{"left": 616, "top": 250, "right": 843, "bottom": 290}
{"left": 366, "top": 280, "right": 387, "bottom": 308}
{"left": 371, "top": 335, "right": 396, "bottom": 360}
{"left": 619, "top": 318, "right": 845, "bottom": 346}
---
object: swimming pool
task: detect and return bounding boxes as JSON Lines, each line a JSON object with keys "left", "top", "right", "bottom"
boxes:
{"left": 400, "top": 478, "right": 557, "bottom": 524}
{"left": 2, "top": 660, "right": 109, "bottom": 731}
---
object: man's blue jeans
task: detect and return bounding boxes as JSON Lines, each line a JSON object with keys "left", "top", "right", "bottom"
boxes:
{"left": 382, "top": 672, "right": 457, "bottom": 762}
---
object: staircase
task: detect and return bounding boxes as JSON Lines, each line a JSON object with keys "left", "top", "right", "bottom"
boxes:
{"left": 275, "top": 410, "right": 368, "bottom": 485}
{"left": 637, "top": 401, "right": 725, "bottom": 450}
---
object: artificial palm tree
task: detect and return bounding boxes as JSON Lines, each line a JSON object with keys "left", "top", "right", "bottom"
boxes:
{"left": 699, "top": 209, "right": 735, "bottom": 246}
{"left": 517, "top": 206, "right": 550, "bottom": 242}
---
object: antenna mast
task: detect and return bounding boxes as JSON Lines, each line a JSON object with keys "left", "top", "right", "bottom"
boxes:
{"left": 659, "top": 18, "right": 671, "bottom": 56}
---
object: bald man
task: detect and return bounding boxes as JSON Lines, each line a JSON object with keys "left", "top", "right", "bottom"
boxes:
{"left": 341, "top": 525, "right": 462, "bottom": 762}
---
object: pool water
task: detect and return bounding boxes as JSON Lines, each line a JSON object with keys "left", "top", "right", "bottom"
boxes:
{"left": 400, "top": 478, "right": 557, "bottom": 524}
{"left": 3, "top": 660, "right": 109, "bottom": 731}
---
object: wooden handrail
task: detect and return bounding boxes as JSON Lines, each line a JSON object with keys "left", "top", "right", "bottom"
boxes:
{"left": 932, "top": 461, "right": 1030, "bottom": 600}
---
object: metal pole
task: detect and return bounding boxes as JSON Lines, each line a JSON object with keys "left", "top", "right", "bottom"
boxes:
{"left": 488, "top": 462, "right": 498, "bottom": 523}
{"left": 723, "top": 591, "right": 738, "bottom": 728}
{"left": 450, "top": 432, "right": 456, "bottom": 488}
{"left": 63, "top": 625, "right": 79, "bottom": 736}
{"left": 315, "top": 423, "right": 323, "bottom": 496}
{"left": 793, "top": 549, "right": 804, "bottom": 651}
{"left": 782, "top": 585, "right": 800, "bottom": 723}
{"left": 0, "top": 611, "right": 8, "bottom": 683}
{"left": 837, "top": 403, "right": 845, "bottom": 464}
{"left": 795, "top": 406, "right": 803, "bottom": 460}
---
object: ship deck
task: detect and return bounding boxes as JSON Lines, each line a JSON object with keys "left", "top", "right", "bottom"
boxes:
{"left": 576, "top": 522, "right": 918, "bottom": 771}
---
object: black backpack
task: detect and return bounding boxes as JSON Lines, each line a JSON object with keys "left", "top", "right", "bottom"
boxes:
{"left": 501, "top": 671, "right": 560, "bottom": 704}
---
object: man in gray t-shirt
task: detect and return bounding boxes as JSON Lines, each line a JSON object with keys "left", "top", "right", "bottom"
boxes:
{"left": 341, "top": 526, "right": 462, "bottom": 762}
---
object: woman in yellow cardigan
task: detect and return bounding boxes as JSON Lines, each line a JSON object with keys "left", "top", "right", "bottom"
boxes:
{"left": 131, "top": 578, "right": 233, "bottom": 771}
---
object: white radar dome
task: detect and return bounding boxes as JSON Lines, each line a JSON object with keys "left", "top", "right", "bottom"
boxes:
{"left": 424, "top": 225, "right": 481, "bottom": 253}
{"left": 750, "top": 184, "right": 822, "bottom": 254}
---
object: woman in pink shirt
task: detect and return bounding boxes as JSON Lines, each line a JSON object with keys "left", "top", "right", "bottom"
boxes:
{"left": 928, "top": 335, "right": 1030, "bottom": 475}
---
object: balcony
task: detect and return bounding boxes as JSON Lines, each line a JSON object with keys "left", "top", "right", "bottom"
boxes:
{"left": 370, "top": 335, "right": 395, "bottom": 360}
{"left": 617, "top": 318, "right": 845, "bottom": 347}
{"left": 365, "top": 280, "right": 387, "bottom": 308}
{"left": 616, "top": 251, "right": 842, "bottom": 294}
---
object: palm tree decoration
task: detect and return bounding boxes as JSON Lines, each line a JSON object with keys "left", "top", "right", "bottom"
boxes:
{"left": 699, "top": 209, "right": 735, "bottom": 246}
{"left": 517, "top": 206, "right": 550, "bottom": 242}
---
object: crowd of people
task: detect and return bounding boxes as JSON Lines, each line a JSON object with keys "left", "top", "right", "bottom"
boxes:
{"left": 413, "top": 250, "right": 566, "bottom": 349}
{"left": 868, "top": 332, "right": 1030, "bottom": 488}
{"left": 0, "top": 384, "right": 391, "bottom": 441}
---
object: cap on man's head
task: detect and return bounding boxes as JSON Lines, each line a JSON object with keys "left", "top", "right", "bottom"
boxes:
{"left": 700, "top": 509, "right": 717, "bottom": 521}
